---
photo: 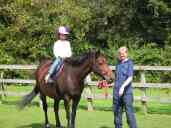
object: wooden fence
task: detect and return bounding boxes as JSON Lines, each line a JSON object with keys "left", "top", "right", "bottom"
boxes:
{"left": 0, "top": 65, "right": 171, "bottom": 113}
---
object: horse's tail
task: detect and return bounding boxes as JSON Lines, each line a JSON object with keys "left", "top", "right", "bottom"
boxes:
{"left": 18, "top": 86, "right": 39, "bottom": 110}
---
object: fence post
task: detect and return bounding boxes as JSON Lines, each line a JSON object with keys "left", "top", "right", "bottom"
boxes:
{"left": 0, "top": 72, "right": 6, "bottom": 103}
{"left": 140, "top": 71, "right": 147, "bottom": 115}
{"left": 84, "top": 75, "right": 94, "bottom": 111}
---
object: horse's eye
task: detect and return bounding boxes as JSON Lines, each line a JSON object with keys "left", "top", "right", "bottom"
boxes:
{"left": 97, "top": 57, "right": 106, "bottom": 65}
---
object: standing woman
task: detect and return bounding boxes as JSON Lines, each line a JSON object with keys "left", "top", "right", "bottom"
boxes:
{"left": 45, "top": 26, "right": 72, "bottom": 83}
{"left": 113, "top": 46, "right": 137, "bottom": 128}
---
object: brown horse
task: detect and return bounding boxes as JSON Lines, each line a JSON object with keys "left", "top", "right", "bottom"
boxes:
{"left": 18, "top": 49, "right": 114, "bottom": 128}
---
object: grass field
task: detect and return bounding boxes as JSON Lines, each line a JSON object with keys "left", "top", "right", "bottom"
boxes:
{"left": 0, "top": 86, "right": 171, "bottom": 128}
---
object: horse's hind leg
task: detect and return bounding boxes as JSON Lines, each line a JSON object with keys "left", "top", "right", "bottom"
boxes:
{"left": 40, "top": 94, "right": 50, "bottom": 128}
{"left": 54, "top": 100, "right": 61, "bottom": 128}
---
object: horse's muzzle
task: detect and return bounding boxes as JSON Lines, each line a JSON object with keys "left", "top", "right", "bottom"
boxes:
{"left": 104, "top": 75, "right": 114, "bottom": 84}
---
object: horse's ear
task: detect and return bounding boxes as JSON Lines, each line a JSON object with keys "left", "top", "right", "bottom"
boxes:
{"left": 96, "top": 49, "right": 101, "bottom": 57}
{"left": 89, "top": 48, "right": 100, "bottom": 57}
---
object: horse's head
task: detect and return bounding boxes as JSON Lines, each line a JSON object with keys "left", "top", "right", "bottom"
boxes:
{"left": 89, "top": 49, "right": 114, "bottom": 83}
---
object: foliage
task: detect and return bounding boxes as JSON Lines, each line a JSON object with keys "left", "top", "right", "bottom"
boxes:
{"left": 0, "top": 0, "right": 171, "bottom": 81}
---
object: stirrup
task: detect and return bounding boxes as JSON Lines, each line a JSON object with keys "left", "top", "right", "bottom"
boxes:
{"left": 47, "top": 78, "right": 54, "bottom": 84}
{"left": 45, "top": 74, "right": 54, "bottom": 84}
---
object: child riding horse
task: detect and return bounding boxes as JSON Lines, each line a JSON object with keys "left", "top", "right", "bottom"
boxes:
{"left": 18, "top": 49, "right": 114, "bottom": 128}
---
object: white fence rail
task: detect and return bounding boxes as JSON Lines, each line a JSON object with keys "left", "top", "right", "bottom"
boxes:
{"left": 0, "top": 65, "right": 171, "bottom": 113}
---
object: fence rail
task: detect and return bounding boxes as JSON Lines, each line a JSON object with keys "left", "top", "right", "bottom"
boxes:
{"left": 0, "top": 65, "right": 171, "bottom": 113}
{"left": 1, "top": 64, "right": 171, "bottom": 70}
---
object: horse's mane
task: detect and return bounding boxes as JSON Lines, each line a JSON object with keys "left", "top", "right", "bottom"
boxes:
{"left": 64, "top": 52, "right": 89, "bottom": 66}
{"left": 38, "top": 49, "right": 99, "bottom": 67}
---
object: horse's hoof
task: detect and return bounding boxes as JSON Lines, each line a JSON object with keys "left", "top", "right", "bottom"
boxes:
{"left": 45, "top": 124, "right": 50, "bottom": 128}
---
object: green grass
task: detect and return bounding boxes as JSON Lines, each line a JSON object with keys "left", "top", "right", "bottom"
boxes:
{"left": 0, "top": 86, "right": 171, "bottom": 128}
{"left": 0, "top": 96, "right": 171, "bottom": 128}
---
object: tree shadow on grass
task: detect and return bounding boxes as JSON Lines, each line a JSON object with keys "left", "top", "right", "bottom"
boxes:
{"left": 2, "top": 98, "right": 171, "bottom": 116}
{"left": 79, "top": 104, "right": 171, "bottom": 116}
{"left": 16, "top": 123, "right": 66, "bottom": 128}
{"left": 1, "top": 99, "right": 66, "bottom": 109}
{"left": 99, "top": 126, "right": 113, "bottom": 128}
{"left": 147, "top": 106, "right": 171, "bottom": 115}
{"left": 134, "top": 106, "right": 142, "bottom": 113}
{"left": 79, "top": 104, "right": 142, "bottom": 112}
{"left": 16, "top": 123, "right": 43, "bottom": 128}
{"left": 78, "top": 104, "right": 113, "bottom": 112}
{"left": 1, "top": 100, "right": 40, "bottom": 108}
{"left": 134, "top": 105, "right": 171, "bottom": 115}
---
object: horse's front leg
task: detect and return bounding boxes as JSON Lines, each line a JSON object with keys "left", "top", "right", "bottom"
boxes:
{"left": 70, "top": 96, "right": 81, "bottom": 128}
{"left": 54, "top": 99, "right": 61, "bottom": 128}
{"left": 64, "top": 97, "right": 71, "bottom": 128}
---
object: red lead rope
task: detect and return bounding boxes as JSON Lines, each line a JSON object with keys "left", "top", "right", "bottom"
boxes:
{"left": 97, "top": 80, "right": 108, "bottom": 89}
{"left": 97, "top": 80, "right": 109, "bottom": 98}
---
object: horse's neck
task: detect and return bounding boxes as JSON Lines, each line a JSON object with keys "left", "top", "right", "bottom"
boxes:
{"left": 71, "top": 59, "right": 92, "bottom": 81}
